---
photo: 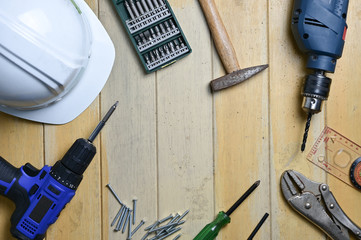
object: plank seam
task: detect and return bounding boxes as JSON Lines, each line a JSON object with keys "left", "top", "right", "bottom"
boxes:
{"left": 266, "top": 0, "right": 272, "bottom": 238}
{"left": 156, "top": 71, "right": 160, "bottom": 220}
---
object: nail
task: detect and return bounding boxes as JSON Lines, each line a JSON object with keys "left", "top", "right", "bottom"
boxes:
{"left": 123, "top": 209, "right": 132, "bottom": 233}
{"left": 176, "top": 210, "right": 189, "bottom": 223}
{"left": 117, "top": 207, "right": 129, "bottom": 231}
{"left": 115, "top": 207, "right": 127, "bottom": 231}
{"left": 132, "top": 219, "right": 146, "bottom": 236}
{"left": 158, "top": 227, "right": 181, "bottom": 240}
{"left": 106, "top": 184, "right": 123, "bottom": 205}
{"left": 173, "top": 234, "right": 181, "bottom": 240}
{"left": 158, "top": 214, "right": 173, "bottom": 224}
{"left": 127, "top": 212, "right": 133, "bottom": 239}
{"left": 111, "top": 206, "right": 125, "bottom": 227}
{"left": 133, "top": 199, "right": 137, "bottom": 225}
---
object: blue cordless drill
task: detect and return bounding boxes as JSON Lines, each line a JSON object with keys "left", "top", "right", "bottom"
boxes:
{"left": 291, "top": 0, "right": 349, "bottom": 151}
{"left": 0, "top": 102, "right": 117, "bottom": 240}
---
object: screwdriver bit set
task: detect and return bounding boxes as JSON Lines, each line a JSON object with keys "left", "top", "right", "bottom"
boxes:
{"left": 112, "top": 0, "right": 191, "bottom": 73}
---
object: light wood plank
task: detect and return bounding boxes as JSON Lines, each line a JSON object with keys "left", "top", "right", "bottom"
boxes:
{"left": 44, "top": 100, "right": 102, "bottom": 240}
{"left": 156, "top": 0, "right": 214, "bottom": 238}
{"left": 326, "top": 1, "right": 361, "bottom": 239}
{"left": 44, "top": 2, "right": 101, "bottom": 239}
{"left": 213, "top": 0, "right": 270, "bottom": 239}
{"left": 0, "top": 114, "right": 43, "bottom": 240}
{"left": 269, "top": 1, "right": 327, "bottom": 239}
{"left": 99, "top": 0, "right": 158, "bottom": 239}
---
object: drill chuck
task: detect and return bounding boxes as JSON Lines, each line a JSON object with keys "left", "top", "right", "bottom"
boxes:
{"left": 50, "top": 139, "right": 96, "bottom": 190}
{"left": 60, "top": 138, "right": 96, "bottom": 175}
{"left": 302, "top": 71, "right": 331, "bottom": 114}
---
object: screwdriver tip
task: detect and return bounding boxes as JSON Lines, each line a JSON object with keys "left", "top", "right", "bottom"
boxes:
{"left": 114, "top": 101, "right": 119, "bottom": 107}
{"left": 254, "top": 180, "right": 261, "bottom": 187}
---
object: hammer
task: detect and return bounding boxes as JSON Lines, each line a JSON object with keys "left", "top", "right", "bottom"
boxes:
{"left": 198, "top": 0, "right": 268, "bottom": 91}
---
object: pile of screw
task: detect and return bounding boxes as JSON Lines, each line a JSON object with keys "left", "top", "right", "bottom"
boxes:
{"left": 107, "top": 184, "right": 145, "bottom": 239}
{"left": 141, "top": 210, "right": 189, "bottom": 240}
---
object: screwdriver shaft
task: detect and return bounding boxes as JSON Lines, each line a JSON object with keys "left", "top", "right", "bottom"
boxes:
{"left": 226, "top": 180, "right": 260, "bottom": 216}
{"left": 247, "top": 213, "right": 269, "bottom": 240}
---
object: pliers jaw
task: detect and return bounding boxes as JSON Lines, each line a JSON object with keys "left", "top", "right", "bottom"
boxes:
{"left": 281, "top": 170, "right": 361, "bottom": 240}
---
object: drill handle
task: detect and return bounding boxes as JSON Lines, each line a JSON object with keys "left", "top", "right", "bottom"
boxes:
{"left": 0, "top": 156, "right": 20, "bottom": 196}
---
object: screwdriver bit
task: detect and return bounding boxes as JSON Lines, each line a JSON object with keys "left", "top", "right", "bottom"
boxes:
{"left": 139, "top": 33, "right": 147, "bottom": 43}
{"left": 168, "top": 42, "right": 175, "bottom": 52}
{"left": 169, "top": 19, "right": 176, "bottom": 29}
{"left": 135, "top": 0, "right": 145, "bottom": 15}
{"left": 159, "top": 47, "right": 166, "bottom": 57}
{"left": 144, "top": 54, "right": 151, "bottom": 64}
{"left": 154, "top": 26, "right": 161, "bottom": 36}
{"left": 164, "top": 21, "right": 171, "bottom": 32}
{"left": 164, "top": 45, "right": 171, "bottom": 55}
{"left": 178, "top": 38, "right": 185, "bottom": 48}
{"left": 154, "top": 49, "right": 161, "bottom": 59}
{"left": 144, "top": 30, "right": 153, "bottom": 41}
{"left": 152, "top": 0, "right": 159, "bottom": 8}
{"left": 174, "top": 40, "right": 180, "bottom": 50}
{"left": 159, "top": 23, "right": 166, "bottom": 34}
{"left": 129, "top": 0, "right": 140, "bottom": 18}
{"left": 140, "top": 0, "right": 150, "bottom": 12}
{"left": 124, "top": 1, "right": 135, "bottom": 19}
{"left": 134, "top": 36, "right": 142, "bottom": 46}
{"left": 146, "top": 0, "right": 154, "bottom": 9}
{"left": 149, "top": 51, "right": 156, "bottom": 62}
{"left": 149, "top": 28, "right": 157, "bottom": 39}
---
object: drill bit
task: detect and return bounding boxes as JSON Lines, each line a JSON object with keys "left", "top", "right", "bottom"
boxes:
{"left": 88, "top": 101, "right": 118, "bottom": 143}
{"left": 301, "top": 113, "right": 312, "bottom": 152}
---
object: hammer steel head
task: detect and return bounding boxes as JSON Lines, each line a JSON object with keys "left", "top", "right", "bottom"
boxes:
{"left": 210, "top": 64, "right": 269, "bottom": 91}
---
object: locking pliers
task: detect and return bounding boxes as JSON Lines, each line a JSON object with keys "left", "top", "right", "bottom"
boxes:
{"left": 281, "top": 170, "right": 361, "bottom": 240}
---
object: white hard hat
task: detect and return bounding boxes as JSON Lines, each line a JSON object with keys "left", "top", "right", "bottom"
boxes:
{"left": 0, "top": 0, "right": 115, "bottom": 124}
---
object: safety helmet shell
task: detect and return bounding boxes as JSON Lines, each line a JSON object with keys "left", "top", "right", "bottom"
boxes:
{"left": 0, "top": 0, "right": 115, "bottom": 124}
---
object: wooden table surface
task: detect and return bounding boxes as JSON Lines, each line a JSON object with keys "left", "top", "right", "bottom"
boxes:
{"left": 1, "top": 0, "right": 360, "bottom": 239}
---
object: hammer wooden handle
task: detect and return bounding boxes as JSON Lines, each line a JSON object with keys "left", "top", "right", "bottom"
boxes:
{"left": 199, "top": 0, "right": 240, "bottom": 73}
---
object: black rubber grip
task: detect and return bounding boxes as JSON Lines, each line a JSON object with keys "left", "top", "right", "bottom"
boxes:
{"left": 0, "top": 156, "right": 18, "bottom": 184}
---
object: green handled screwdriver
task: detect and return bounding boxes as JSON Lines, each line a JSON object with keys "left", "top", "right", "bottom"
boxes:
{"left": 193, "top": 180, "right": 260, "bottom": 240}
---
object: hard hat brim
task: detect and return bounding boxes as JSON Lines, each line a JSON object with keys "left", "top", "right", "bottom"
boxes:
{"left": 0, "top": 0, "right": 115, "bottom": 125}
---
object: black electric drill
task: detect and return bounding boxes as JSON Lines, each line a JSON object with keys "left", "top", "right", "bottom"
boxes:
{"left": 291, "top": 0, "right": 349, "bottom": 151}
{"left": 0, "top": 102, "right": 117, "bottom": 240}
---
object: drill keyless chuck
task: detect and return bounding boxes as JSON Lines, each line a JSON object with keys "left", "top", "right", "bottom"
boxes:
{"left": 302, "top": 71, "right": 332, "bottom": 114}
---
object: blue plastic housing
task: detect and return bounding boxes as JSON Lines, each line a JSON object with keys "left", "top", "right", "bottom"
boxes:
{"left": 14, "top": 166, "right": 75, "bottom": 239}
{"left": 291, "top": 0, "right": 349, "bottom": 72}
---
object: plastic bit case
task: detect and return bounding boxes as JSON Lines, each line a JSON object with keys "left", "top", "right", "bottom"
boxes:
{"left": 112, "top": 0, "right": 192, "bottom": 73}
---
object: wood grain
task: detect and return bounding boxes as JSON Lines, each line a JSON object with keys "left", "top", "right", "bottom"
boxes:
{"left": 0, "top": 0, "right": 360, "bottom": 240}
{"left": 99, "top": 0, "right": 158, "bottom": 239}
{"left": 213, "top": 0, "right": 270, "bottom": 239}
{"left": 326, "top": 1, "right": 361, "bottom": 239}
{"left": 157, "top": 0, "right": 214, "bottom": 238}
{"left": 268, "top": 1, "right": 327, "bottom": 239}
{"left": 44, "top": 101, "right": 101, "bottom": 240}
